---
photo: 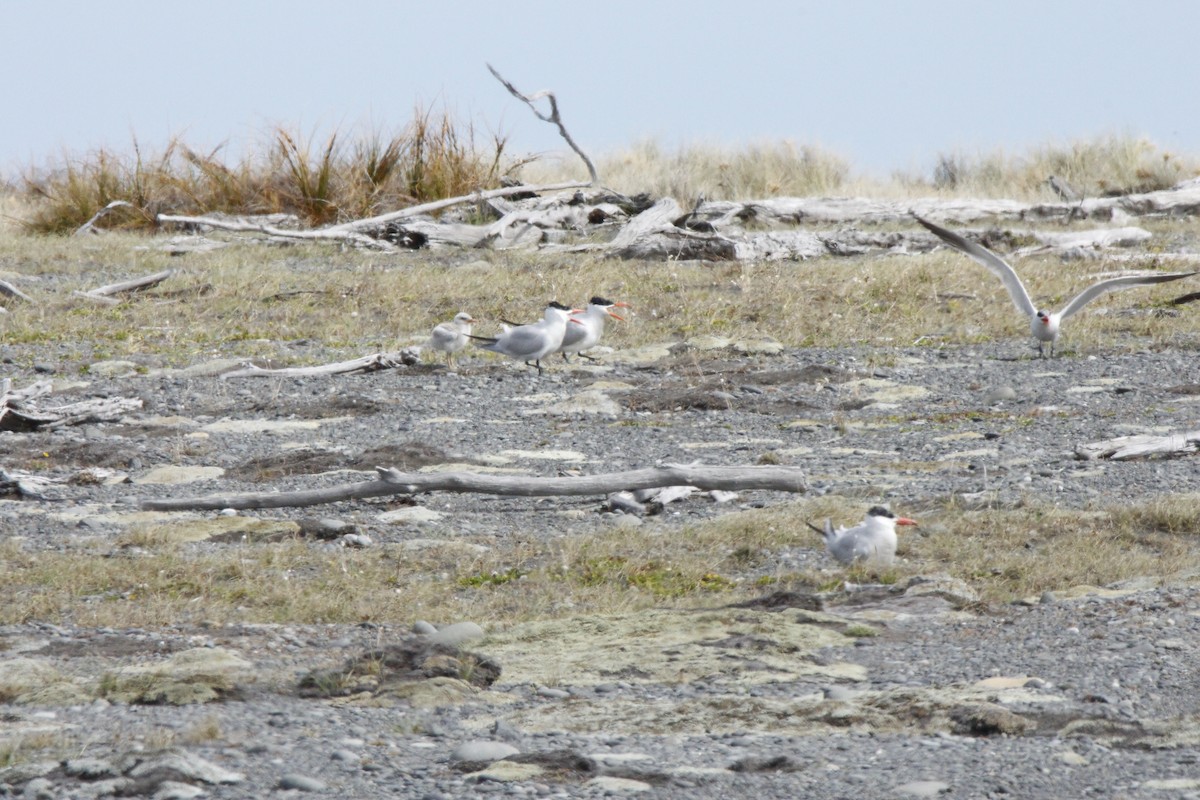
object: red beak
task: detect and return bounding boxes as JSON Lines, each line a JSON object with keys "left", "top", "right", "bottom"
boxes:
{"left": 896, "top": 517, "right": 918, "bottom": 527}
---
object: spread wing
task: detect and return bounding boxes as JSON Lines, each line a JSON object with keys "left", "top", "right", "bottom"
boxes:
{"left": 917, "top": 216, "right": 1037, "bottom": 319}
{"left": 1059, "top": 272, "right": 1197, "bottom": 320}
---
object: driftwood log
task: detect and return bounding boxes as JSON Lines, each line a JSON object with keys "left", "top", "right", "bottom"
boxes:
{"left": 1, "top": 379, "right": 142, "bottom": 432}
{"left": 220, "top": 351, "right": 420, "bottom": 379}
{"left": 139, "top": 464, "right": 808, "bottom": 512}
{"left": 1076, "top": 430, "right": 1200, "bottom": 461}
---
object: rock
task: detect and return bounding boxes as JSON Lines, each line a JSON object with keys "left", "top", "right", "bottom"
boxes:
{"left": 427, "top": 621, "right": 485, "bottom": 647}
{"left": 465, "top": 761, "right": 544, "bottom": 782}
{"left": 153, "top": 781, "right": 207, "bottom": 799}
{"left": 412, "top": 620, "right": 438, "bottom": 635}
{"left": 378, "top": 506, "right": 445, "bottom": 525}
{"left": 278, "top": 773, "right": 328, "bottom": 791}
{"left": 102, "top": 648, "right": 252, "bottom": 705}
{"left": 896, "top": 780, "right": 951, "bottom": 797}
{"left": 985, "top": 386, "right": 1017, "bottom": 403}
{"left": 583, "top": 775, "right": 653, "bottom": 793}
{"left": 88, "top": 360, "right": 139, "bottom": 378}
{"left": 122, "top": 749, "right": 245, "bottom": 784}
{"left": 132, "top": 466, "right": 225, "bottom": 485}
{"left": 64, "top": 758, "right": 118, "bottom": 779}
{"left": 450, "top": 740, "right": 520, "bottom": 763}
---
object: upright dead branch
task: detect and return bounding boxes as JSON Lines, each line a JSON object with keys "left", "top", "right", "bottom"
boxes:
{"left": 139, "top": 464, "right": 807, "bottom": 512}
{"left": 487, "top": 63, "right": 599, "bottom": 185}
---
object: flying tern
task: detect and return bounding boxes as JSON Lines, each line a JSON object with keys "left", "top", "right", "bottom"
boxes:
{"left": 917, "top": 215, "right": 1197, "bottom": 357}
{"left": 558, "top": 296, "right": 630, "bottom": 361}
{"left": 426, "top": 311, "right": 475, "bottom": 367}
{"left": 470, "top": 301, "right": 580, "bottom": 375}
{"left": 806, "top": 506, "right": 918, "bottom": 568}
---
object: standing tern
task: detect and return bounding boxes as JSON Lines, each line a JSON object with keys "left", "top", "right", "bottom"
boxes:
{"left": 917, "top": 216, "right": 1197, "bottom": 357}
{"left": 470, "top": 301, "right": 580, "bottom": 375}
{"left": 426, "top": 311, "right": 475, "bottom": 368}
{"left": 806, "top": 506, "right": 918, "bottom": 568}
{"left": 558, "top": 296, "right": 630, "bottom": 362}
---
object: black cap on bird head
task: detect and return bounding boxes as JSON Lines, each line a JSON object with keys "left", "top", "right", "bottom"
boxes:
{"left": 866, "top": 506, "right": 895, "bottom": 519}
{"left": 547, "top": 301, "right": 571, "bottom": 311}
{"left": 589, "top": 296, "right": 614, "bottom": 307}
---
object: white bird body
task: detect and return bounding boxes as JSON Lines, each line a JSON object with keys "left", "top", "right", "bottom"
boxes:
{"left": 917, "top": 216, "right": 1197, "bottom": 357}
{"left": 426, "top": 312, "right": 474, "bottom": 366}
{"left": 808, "top": 506, "right": 917, "bottom": 567}
{"left": 558, "top": 296, "right": 629, "bottom": 361}
{"left": 472, "top": 302, "right": 577, "bottom": 374}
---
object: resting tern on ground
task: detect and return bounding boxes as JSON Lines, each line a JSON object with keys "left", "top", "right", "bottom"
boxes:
{"left": 469, "top": 301, "right": 580, "bottom": 375}
{"left": 557, "top": 296, "right": 630, "bottom": 362}
{"left": 806, "top": 506, "right": 918, "bottom": 567}
{"left": 917, "top": 216, "right": 1197, "bottom": 357}
{"left": 426, "top": 312, "right": 475, "bottom": 367}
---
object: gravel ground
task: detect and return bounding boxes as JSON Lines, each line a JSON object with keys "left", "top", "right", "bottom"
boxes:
{"left": 2, "top": 340, "right": 1200, "bottom": 798}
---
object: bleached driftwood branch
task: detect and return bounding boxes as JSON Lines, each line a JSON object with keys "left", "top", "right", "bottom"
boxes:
{"left": 1, "top": 379, "right": 142, "bottom": 431}
{"left": 139, "top": 463, "right": 807, "bottom": 512}
{"left": 156, "top": 214, "right": 395, "bottom": 251}
{"left": 1076, "top": 430, "right": 1200, "bottom": 461}
{"left": 85, "top": 269, "right": 174, "bottom": 298}
{"left": 220, "top": 350, "right": 420, "bottom": 379}
{"left": 74, "top": 200, "right": 133, "bottom": 236}
{"left": 487, "top": 63, "right": 598, "bottom": 185}
{"left": 0, "top": 279, "right": 33, "bottom": 304}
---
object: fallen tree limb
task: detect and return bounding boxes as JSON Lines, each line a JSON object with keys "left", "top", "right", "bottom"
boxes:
{"left": 220, "top": 350, "right": 420, "bottom": 379}
{"left": 139, "top": 463, "right": 807, "bottom": 511}
{"left": 1076, "top": 430, "right": 1200, "bottom": 461}
{"left": 0, "top": 279, "right": 33, "bottom": 304}
{"left": 86, "top": 269, "right": 174, "bottom": 298}
{"left": 156, "top": 213, "right": 395, "bottom": 250}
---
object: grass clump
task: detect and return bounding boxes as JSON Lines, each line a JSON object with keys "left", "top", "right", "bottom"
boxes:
{"left": 923, "top": 135, "right": 1195, "bottom": 199}
{"left": 19, "top": 106, "right": 516, "bottom": 233}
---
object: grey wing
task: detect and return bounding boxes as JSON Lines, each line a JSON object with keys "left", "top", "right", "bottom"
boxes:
{"left": 827, "top": 531, "right": 868, "bottom": 564}
{"left": 501, "top": 325, "right": 549, "bottom": 357}
{"left": 429, "top": 324, "right": 457, "bottom": 350}
{"left": 1059, "top": 271, "right": 1198, "bottom": 320}
{"left": 916, "top": 216, "right": 1037, "bottom": 318}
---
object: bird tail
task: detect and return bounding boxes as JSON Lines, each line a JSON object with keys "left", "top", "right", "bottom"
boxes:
{"left": 466, "top": 334, "right": 499, "bottom": 347}
{"left": 805, "top": 520, "right": 833, "bottom": 542}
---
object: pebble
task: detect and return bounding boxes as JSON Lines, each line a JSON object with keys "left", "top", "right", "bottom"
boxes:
{"left": 412, "top": 620, "right": 438, "bottom": 635}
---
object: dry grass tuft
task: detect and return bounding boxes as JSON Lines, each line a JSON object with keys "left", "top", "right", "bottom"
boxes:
{"left": 17, "top": 108, "right": 515, "bottom": 233}
{"left": 922, "top": 135, "right": 1196, "bottom": 199}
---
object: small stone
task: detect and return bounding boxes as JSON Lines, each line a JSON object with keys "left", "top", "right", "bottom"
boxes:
{"left": 1058, "top": 751, "right": 1089, "bottom": 766}
{"left": 22, "top": 778, "right": 57, "bottom": 800}
{"left": 331, "top": 749, "right": 361, "bottom": 763}
{"left": 279, "top": 773, "right": 328, "bottom": 791}
{"left": 412, "top": 620, "right": 438, "bottom": 635}
{"left": 536, "top": 686, "right": 570, "bottom": 699}
{"left": 450, "top": 740, "right": 520, "bottom": 763}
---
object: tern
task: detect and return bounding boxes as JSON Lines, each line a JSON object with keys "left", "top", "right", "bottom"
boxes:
{"left": 426, "top": 311, "right": 475, "bottom": 368}
{"left": 557, "top": 296, "right": 630, "bottom": 362}
{"left": 470, "top": 301, "right": 579, "bottom": 375}
{"left": 917, "top": 215, "right": 1197, "bottom": 357}
{"left": 806, "top": 506, "right": 918, "bottom": 567}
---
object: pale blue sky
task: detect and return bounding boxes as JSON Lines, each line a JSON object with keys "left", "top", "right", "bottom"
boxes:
{"left": 3, "top": 0, "right": 1196, "bottom": 180}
